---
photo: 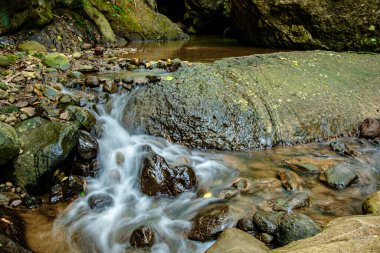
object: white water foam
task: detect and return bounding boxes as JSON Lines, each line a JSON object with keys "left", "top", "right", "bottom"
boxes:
{"left": 54, "top": 89, "right": 237, "bottom": 253}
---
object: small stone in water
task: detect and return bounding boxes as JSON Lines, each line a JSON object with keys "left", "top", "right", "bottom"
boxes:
{"left": 360, "top": 118, "right": 380, "bottom": 139}
{"left": 22, "top": 194, "right": 41, "bottom": 209}
{"left": 130, "top": 225, "right": 155, "bottom": 248}
{"left": 88, "top": 193, "right": 113, "bottom": 210}
{"left": 115, "top": 152, "right": 125, "bottom": 165}
{"left": 232, "top": 178, "right": 252, "bottom": 193}
{"left": 122, "top": 77, "right": 134, "bottom": 84}
{"left": 236, "top": 218, "right": 256, "bottom": 232}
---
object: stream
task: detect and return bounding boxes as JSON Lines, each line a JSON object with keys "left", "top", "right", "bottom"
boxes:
{"left": 16, "top": 36, "right": 379, "bottom": 253}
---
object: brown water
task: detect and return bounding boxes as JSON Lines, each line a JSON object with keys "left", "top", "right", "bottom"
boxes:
{"left": 126, "top": 35, "right": 284, "bottom": 62}
{"left": 19, "top": 138, "right": 379, "bottom": 252}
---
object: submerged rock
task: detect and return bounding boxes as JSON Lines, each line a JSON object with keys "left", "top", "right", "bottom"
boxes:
{"left": 330, "top": 141, "right": 357, "bottom": 157}
{"left": 205, "top": 228, "right": 269, "bottom": 253}
{"left": 0, "top": 121, "right": 20, "bottom": 165}
{"left": 140, "top": 152, "right": 197, "bottom": 197}
{"left": 277, "top": 169, "right": 303, "bottom": 191}
{"left": 362, "top": 191, "right": 380, "bottom": 214}
{"left": 88, "top": 193, "right": 114, "bottom": 210}
{"left": 284, "top": 158, "right": 321, "bottom": 175}
{"left": 274, "top": 213, "right": 321, "bottom": 246}
{"left": 268, "top": 192, "right": 310, "bottom": 213}
{"left": 319, "top": 164, "right": 359, "bottom": 189}
{"left": 130, "top": 225, "right": 155, "bottom": 248}
{"left": 188, "top": 204, "right": 234, "bottom": 242}
{"left": 122, "top": 51, "right": 380, "bottom": 150}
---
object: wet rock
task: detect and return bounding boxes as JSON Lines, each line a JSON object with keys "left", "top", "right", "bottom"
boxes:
{"left": 330, "top": 141, "right": 356, "bottom": 157}
{"left": 60, "top": 175, "right": 86, "bottom": 200}
{"left": 77, "top": 130, "right": 98, "bottom": 160}
{"left": 122, "top": 77, "right": 134, "bottom": 84}
{"left": 167, "top": 64, "right": 179, "bottom": 72}
{"left": 362, "top": 191, "right": 380, "bottom": 214}
{"left": 205, "top": 228, "right": 269, "bottom": 253}
{"left": 121, "top": 51, "right": 380, "bottom": 150}
{"left": 217, "top": 189, "right": 239, "bottom": 200}
{"left": 12, "top": 117, "right": 78, "bottom": 193}
{"left": 231, "top": 178, "right": 252, "bottom": 193}
{"left": 42, "top": 53, "right": 70, "bottom": 71}
{"left": 272, "top": 215, "right": 380, "bottom": 253}
{"left": 94, "top": 46, "right": 105, "bottom": 56}
{"left": 65, "top": 105, "right": 96, "bottom": 130}
{"left": 268, "top": 192, "right": 310, "bottom": 213}
{"left": 130, "top": 58, "right": 140, "bottom": 66}
{"left": 188, "top": 204, "right": 234, "bottom": 242}
{"left": 146, "top": 75, "right": 161, "bottom": 83}
{"left": 0, "top": 121, "right": 20, "bottom": 165}
{"left": 0, "top": 207, "right": 33, "bottom": 252}
{"left": 258, "top": 233, "right": 274, "bottom": 244}
{"left": 130, "top": 225, "right": 155, "bottom": 248}
{"left": 88, "top": 193, "right": 113, "bottom": 210}
{"left": 71, "top": 159, "right": 95, "bottom": 177}
{"left": 18, "top": 41, "right": 47, "bottom": 53}
{"left": 253, "top": 211, "right": 285, "bottom": 234}
{"left": 319, "top": 164, "right": 359, "bottom": 189}
{"left": 360, "top": 118, "right": 380, "bottom": 139}
{"left": 274, "top": 213, "right": 322, "bottom": 246}
{"left": 140, "top": 152, "right": 197, "bottom": 197}
{"left": 22, "top": 193, "right": 41, "bottom": 209}
{"left": 277, "top": 169, "right": 303, "bottom": 191}
{"left": 284, "top": 158, "right": 321, "bottom": 174}
{"left": 50, "top": 184, "right": 63, "bottom": 203}
{"left": 116, "top": 152, "right": 125, "bottom": 166}
{"left": 85, "top": 76, "right": 100, "bottom": 88}
{"left": 103, "top": 80, "right": 118, "bottom": 93}
{"left": 236, "top": 218, "right": 255, "bottom": 232}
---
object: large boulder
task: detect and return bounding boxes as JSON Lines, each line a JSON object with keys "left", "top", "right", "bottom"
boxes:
{"left": 229, "top": 0, "right": 380, "bottom": 52}
{"left": 362, "top": 191, "right": 380, "bottom": 214}
{"left": 12, "top": 117, "right": 78, "bottom": 193}
{"left": 272, "top": 215, "right": 380, "bottom": 253}
{"left": 122, "top": 51, "right": 380, "bottom": 150}
{"left": 205, "top": 228, "right": 269, "bottom": 253}
{"left": 0, "top": 122, "right": 20, "bottom": 165}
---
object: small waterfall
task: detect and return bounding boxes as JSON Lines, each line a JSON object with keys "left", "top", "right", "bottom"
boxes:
{"left": 54, "top": 89, "right": 237, "bottom": 253}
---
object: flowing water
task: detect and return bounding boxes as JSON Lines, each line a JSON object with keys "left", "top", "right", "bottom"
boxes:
{"left": 52, "top": 90, "right": 238, "bottom": 253}
{"left": 17, "top": 38, "right": 379, "bottom": 252}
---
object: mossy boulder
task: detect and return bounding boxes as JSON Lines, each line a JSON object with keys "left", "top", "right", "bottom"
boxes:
{"left": 64, "top": 105, "right": 96, "bottom": 130}
{"left": 18, "top": 40, "right": 47, "bottom": 53}
{"left": 229, "top": 0, "right": 380, "bottom": 52}
{"left": 0, "top": 122, "right": 20, "bottom": 165}
{"left": 122, "top": 51, "right": 380, "bottom": 150}
{"left": 42, "top": 53, "right": 70, "bottom": 71}
{"left": 12, "top": 117, "right": 78, "bottom": 193}
{"left": 362, "top": 191, "right": 380, "bottom": 214}
{"left": 0, "top": 55, "right": 16, "bottom": 68}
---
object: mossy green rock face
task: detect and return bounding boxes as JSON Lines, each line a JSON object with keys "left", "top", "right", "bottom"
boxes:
{"left": 0, "top": 122, "right": 20, "bottom": 165}
{"left": 362, "top": 191, "right": 380, "bottom": 214}
{"left": 18, "top": 41, "right": 47, "bottom": 53}
{"left": 229, "top": 0, "right": 380, "bottom": 52}
{"left": 122, "top": 51, "right": 380, "bottom": 150}
{"left": 13, "top": 117, "right": 78, "bottom": 193}
{"left": 42, "top": 53, "right": 70, "bottom": 71}
{"left": 0, "top": 55, "right": 15, "bottom": 68}
{"left": 65, "top": 105, "right": 96, "bottom": 130}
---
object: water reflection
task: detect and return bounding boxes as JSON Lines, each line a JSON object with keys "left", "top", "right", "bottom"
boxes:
{"left": 127, "top": 36, "right": 284, "bottom": 62}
